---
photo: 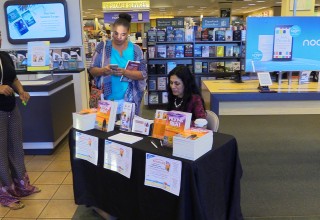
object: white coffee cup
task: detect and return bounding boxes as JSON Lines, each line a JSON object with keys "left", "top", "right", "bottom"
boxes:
{"left": 194, "top": 119, "right": 208, "bottom": 128}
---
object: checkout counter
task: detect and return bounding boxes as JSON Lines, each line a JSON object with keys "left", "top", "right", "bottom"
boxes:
{"left": 16, "top": 73, "right": 76, "bottom": 154}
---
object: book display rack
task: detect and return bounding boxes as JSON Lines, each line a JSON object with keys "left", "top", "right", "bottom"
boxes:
{"left": 146, "top": 18, "right": 245, "bottom": 106}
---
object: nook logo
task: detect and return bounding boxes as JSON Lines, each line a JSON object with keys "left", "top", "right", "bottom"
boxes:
{"left": 252, "top": 51, "right": 263, "bottom": 61}
{"left": 303, "top": 39, "right": 320, "bottom": 46}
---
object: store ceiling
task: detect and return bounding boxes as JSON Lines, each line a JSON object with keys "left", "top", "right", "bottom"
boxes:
{"left": 81, "top": 0, "right": 320, "bottom": 20}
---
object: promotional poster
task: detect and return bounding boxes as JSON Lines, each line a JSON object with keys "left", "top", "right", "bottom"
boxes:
{"left": 245, "top": 17, "right": 320, "bottom": 72}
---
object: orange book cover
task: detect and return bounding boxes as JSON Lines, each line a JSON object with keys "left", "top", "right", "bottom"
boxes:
{"left": 163, "top": 111, "right": 192, "bottom": 146}
{"left": 152, "top": 110, "right": 168, "bottom": 139}
{"left": 94, "top": 100, "right": 116, "bottom": 132}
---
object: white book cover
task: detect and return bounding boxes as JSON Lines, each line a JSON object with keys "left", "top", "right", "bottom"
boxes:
{"left": 120, "top": 102, "right": 136, "bottom": 132}
{"left": 157, "top": 77, "right": 167, "bottom": 91}
{"left": 132, "top": 115, "right": 154, "bottom": 135}
{"left": 162, "top": 92, "right": 168, "bottom": 104}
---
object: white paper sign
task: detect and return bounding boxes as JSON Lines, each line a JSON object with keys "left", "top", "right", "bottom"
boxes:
{"left": 108, "top": 133, "right": 143, "bottom": 144}
{"left": 144, "top": 153, "right": 182, "bottom": 196}
{"left": 299, "top": 71, "right": 311, "bottom": 84}
{"left": 104, "top": 140, "right": 133, "bottom": 178}
{"left": 75, "top": 131, "right": 99, "bottom": 165}
{"left": 257, "top": 72, "right": 273, "bottom": 86}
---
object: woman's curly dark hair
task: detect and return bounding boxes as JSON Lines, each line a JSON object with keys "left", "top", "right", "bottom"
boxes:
{"left": 113, "top": 13, "right": 132, "bottom": 30}
{"left": 167, "top": 65, "right": 205, "bottom": 112}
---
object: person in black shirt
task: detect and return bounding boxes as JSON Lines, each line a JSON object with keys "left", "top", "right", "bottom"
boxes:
{"left": 0, "top": 51, "right": 40, "bottom": 210}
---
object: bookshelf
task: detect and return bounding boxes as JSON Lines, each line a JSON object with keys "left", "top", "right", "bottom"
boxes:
{"left": 146, "top": 22, "right": 245, "bottom": 107}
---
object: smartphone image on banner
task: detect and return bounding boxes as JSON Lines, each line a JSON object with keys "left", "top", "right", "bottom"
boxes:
{"left": 272, "top": 25, "right": 293, "bottom": 61}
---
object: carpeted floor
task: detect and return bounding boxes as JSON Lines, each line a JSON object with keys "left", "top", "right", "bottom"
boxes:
{"left": 219, "top": 115, "right": 320, "bottom": 219}
{"left": 73, "top": 113, "right": 320, "bottom": 220}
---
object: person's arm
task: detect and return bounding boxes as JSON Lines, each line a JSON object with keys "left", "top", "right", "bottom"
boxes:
{"left": 90, "top": 65, "right": 113, "bottom": 77}
{"left": 192, "top": 95, "right": 206, "bottom": 119}
{"left": 113, "top": 68, "right": 144, "bottom": 80}
{"left": 0, "top": 85, "right": 14, "bottom": 96}
{"left": 89, "top": 41, "right": 113, "bottom": 77}
{"left": 12, "top": 77, "right": 30, "bottom": 102}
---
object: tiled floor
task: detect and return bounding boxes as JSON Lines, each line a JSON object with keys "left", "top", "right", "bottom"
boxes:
{"left": 0, "top": 137, "right": 77, "bottom": 220}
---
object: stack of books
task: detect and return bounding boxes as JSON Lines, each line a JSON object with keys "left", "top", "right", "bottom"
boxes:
{"left": 72, "top": 109, "right": 97, "bottom": 131}
{"left": 173, "top": 127, "right": 213, "bottom": 161}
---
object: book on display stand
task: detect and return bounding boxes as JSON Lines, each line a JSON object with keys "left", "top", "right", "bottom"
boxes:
{"left": 120, "top": 102, "right": 136, "bottom": 132}
{"left": 163, "top": 111, "right": 192, "bottom": 147}
{"left": 95, "top": 100, "right": 118, "bottom": 132}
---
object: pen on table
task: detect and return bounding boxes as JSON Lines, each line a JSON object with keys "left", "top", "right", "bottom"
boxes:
{"left": 150, "top": 140, "right": 158, "bottom": 149}
{"left": 160, "top": 140, "right": 163, "bottom": 147}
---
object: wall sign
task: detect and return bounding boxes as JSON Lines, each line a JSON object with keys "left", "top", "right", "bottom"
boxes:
{"left": 102, "top": 1, "right": 150, "bottom": 11}
{"left": 156, "top": 18, "right": 184, "bottom": 28}
{"left": 202, "top": 17, "right": 230, "bottom": 29}
{"left": 104, "top": 11, "right": 149, "bottom": 23}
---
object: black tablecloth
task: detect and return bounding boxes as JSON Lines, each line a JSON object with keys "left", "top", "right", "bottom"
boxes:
{"left": 69, "top": 128, "right": 243, "bottom": 220}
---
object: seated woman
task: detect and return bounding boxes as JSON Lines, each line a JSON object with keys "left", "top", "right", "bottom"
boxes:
{"left": 167, "top": 66, "right": 206, "bottom": 122}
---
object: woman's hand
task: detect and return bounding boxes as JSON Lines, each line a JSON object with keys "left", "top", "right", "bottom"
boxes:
{"left": 19, "top": 91, "right": 30, "bottom": 102}
{"left": 101, "top": 65, "right": 117, "bottom": 76}
{"left": 112, "top": 68, "right": 125, "bottom": 77}
{"left": 0, "top": 85, "right": 14, "bottom": 96}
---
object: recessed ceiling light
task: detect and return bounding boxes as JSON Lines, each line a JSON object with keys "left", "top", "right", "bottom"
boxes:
{"left": 257, "top": 0, "right": 265, "bottom": 2}
{"left": 87, "top": 9, "right": 94, "bottom": 10}
{"left": 245, "top": 6, "right": 267, "bottom": 13}
{"left": 248, "top": 3, "right": 256, "bottom": 5}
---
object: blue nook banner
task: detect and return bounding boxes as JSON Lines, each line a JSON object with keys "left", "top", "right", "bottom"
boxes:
{"left": 202, "top": 17, "right": 230, "bottom": 28}
{"left": 245, "top": 16, "right": 320, "bottom": 72}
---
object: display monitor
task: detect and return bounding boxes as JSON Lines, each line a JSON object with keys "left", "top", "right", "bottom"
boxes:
{"left": 4, "top": 0, "right": 70, "bottom": 44}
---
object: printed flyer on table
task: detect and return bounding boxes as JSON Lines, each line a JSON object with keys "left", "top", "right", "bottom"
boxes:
{"left": 144, "top": 153, "right": 182, "bottom": 196}
{"left": 104, "top": 140, "right": 133, "bottom": 178}
{"left": 75, "top": 131, "right": 99, "bottom": 165}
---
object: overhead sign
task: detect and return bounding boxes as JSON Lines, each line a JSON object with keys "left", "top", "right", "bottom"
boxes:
{"left": 104, "top": 11, "right": 149, "bottom": 23}
{"left": 102, "top": 1, "right": 150, "bottom": 11}
{"left": 246, "top": 16, "right": 320, "bottom": 72}
{"left": 202, "top": 17, "right": 230, "bottom": 29}
{"left": 156, "top": 18, "right": 184, "bottom": 28}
